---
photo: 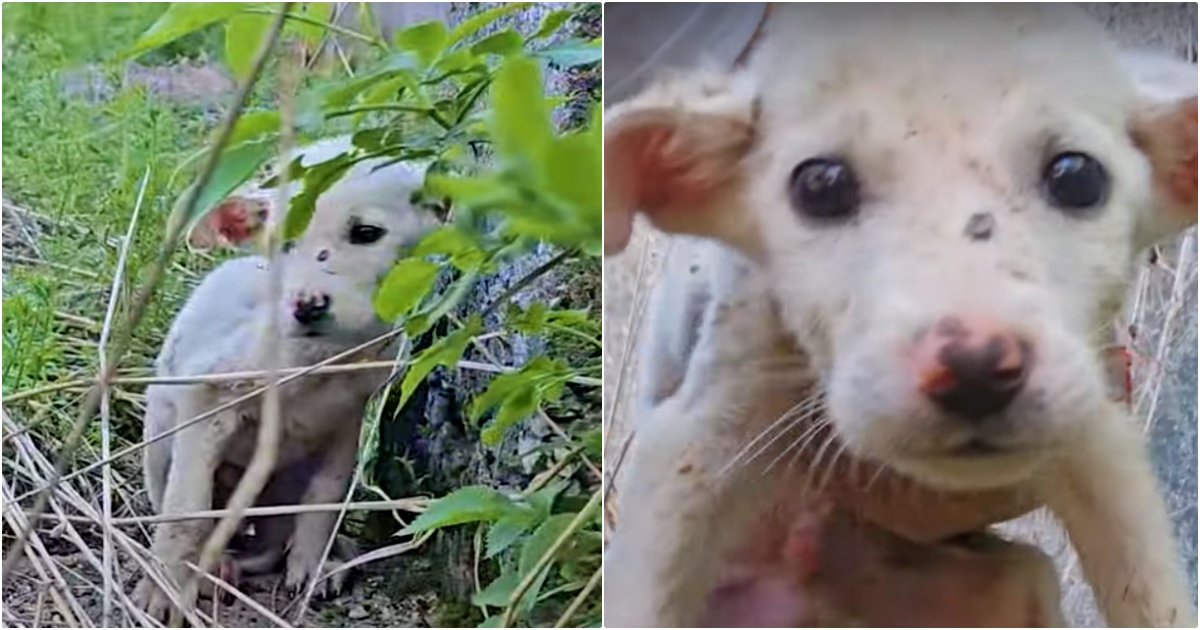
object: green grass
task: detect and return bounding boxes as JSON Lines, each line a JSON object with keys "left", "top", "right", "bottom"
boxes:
{"left": 2, "top": 3, "right": 229, "bottom": 441}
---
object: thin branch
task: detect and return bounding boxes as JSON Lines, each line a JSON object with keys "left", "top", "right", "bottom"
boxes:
{"left": 3, "top": 355, "right": 598, "bottom": 405}
{"left": 189, "top": 23, "right": 298, "bottom": 620}
{"left": 28, "top": 498, "right": 429, "bottom": 526}
{"left": 553, "top": 564, "right": 601, "bottom": 628}
{"left": 243, "top": 5, "right": 386, "bottom": 49}
{"left": 96, "top": 165, "right": 150, "bottom": 627}
{"left": 13, "top": 328, "right": 405, "bottom": 504}
{"left": 481, "top": 248, "right": 574, "bottom": 317}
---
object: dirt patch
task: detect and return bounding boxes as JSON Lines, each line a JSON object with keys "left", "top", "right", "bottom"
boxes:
{"left": 60, "top": 60, "right": 235, "bottom": 110}
{"left": 0, "top": 538, "right": 442, "bottom": 628}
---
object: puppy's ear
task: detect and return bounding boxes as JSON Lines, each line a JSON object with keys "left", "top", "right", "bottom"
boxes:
{"left": 188, "top": 196, "right": 269, "bottom": 250}
{"left": 1123, "top": 51, "right": 1198, "bottom": 246}
{"left": 604, "top": 71, "right": 759, "bottom": 255}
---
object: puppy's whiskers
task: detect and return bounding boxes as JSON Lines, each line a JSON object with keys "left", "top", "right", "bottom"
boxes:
{"left": 717, "top": 395, "right": 825, "bottom": 478}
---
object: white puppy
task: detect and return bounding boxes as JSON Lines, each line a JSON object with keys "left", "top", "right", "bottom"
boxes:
{"left": 135, "top": 137, "right": 438, "bottom": 620}
{"left": 604, "top": 4, "right": 1196, "bottom": 627}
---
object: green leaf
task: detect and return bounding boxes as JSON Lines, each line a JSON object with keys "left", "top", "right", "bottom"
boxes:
{"left": 470, "top": 356, "right": 564, "bottom": 421}
{"left": 283, "top": 153, "right": 354, "bottom": 240}
{"left": 401, "top": 485, "right": 516, "bottom": 535}
{"left": 396, "top": 319, "right": 480, "bottom": 409}
{"left": 491, "top": 55, "right": 551, "bottom": 168}
{"left": 224, "top": 13, "right": 270, "bottom": 80}
{"left": 129, "top": 3, "right": 248, "bottom": 58}
{"left": 486, "top": 505, "right": 542, "bottom": 559}
{"left": 394, "top": 20, "right": 448, "bottom": 68}
{"left": 289, "top": 2, "right": 334, "bottom": 48}
{"left": 427, "top": 174, "right": 522, "bottom": 210}
{"left": 543, "top": 133, "right": 601, "bottom": 229}
{"left": 514, "top": 513, "right": 575, "bottom": 611}
{"left": 530, "top": 9, "right": 572, "bottom": 41}
{"left": 470, "top": 30, "right": 522, "bottom": 57}
{"left": 533, "top": 39, "right": 602, "bottom": 68}
{"left": 448, "top": 2, "right": 529, "bottom": 45}
{"left": 411, "top": 226, "right": 485, "bottom": 272}
{"left": 519, "top": 513, "right": 575, "bottom": 577}
{"left": 506, "top": 302, "right": 548, "bottom": 335}
{"left": 182, "top": 139, "right": 274, "bottom": 230}
{"left": 225, "top": 110, "right": 280, "bottom": 146}
{"left": 433, "top": 48, "right": 484, "bottom": 78}
{"left": 481, "top": 386, "right": 540, "bottom": 447}
{"left": 373, "top": 258, "right": 440, "bottom": 322}
{"left": 472, "top": 572, "right": 520, "bottom": 607}
{"left": 478, "top": 615, "right": 502, "bottom": 628}
{"left": 580, "top": 426, "right": 601, "bottom": 461}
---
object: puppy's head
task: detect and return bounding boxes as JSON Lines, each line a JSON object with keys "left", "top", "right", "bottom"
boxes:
{"left": 210, "top": 149, "right": 439, "bottom": 345}
{"left": 607, "top": 5, "right": 1197, "bottom": 490}
{"left": 276, "top": 161, "right": 437, "bottom": 344}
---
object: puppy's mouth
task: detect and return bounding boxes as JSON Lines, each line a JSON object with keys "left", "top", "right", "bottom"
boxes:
{"left": 949, "top": 438, "right": 1013, "bottom": 458}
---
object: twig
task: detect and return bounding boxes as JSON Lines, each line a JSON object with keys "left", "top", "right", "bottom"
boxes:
{"left": 3, "top": 357, "right": 599, "bottom": 405}
{"left": 499, "top": 489, "right": 600, "bottom": 627}
{"left": 1136, "top": 231, "right": 1195, "bottom": 434}
{"left": 553, "top": 565, "right": 601, "bottom": 628}
{"left": 1, "top": 253, "right": 100, "bottom": 278}
{"left": 244, "top": 5, "right": 386, "bottom": 49}
{"left": 0, "top": 479, "right": 89, "bottom": 627}
{"left": 1, "top": 0, "right": 285, "bottom": 578}
{"left": 184, "top": 562, "right": 295, "bottom": 628}
{"left": 188, "top": 18, "right": 296, "bottom": 622}
{"left": 318, "top": 531, "right": 434, "bottom": 581}
{"left": 14, "top": 328, "right": 405, "bottom": 504}
{"left": 481, "top": 248, "right": 574, "bottom": 317}
{"left": 27, "top": 498, "right": 429, "bottom": 525}
{"left": 96, "top": 165, "right": 149, "bottom": 627}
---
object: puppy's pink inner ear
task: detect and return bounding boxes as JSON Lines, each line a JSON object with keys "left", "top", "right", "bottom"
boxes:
{"left": 612, "top": 123, "right": 730, "bottom": 216}
{"left": 1135, "top": 96, "right": 1198, "bottom": 224}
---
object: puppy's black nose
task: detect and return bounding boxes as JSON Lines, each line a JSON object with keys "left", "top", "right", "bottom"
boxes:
{"left": 915, "top": 316, "right": 1032, "bottom": 421}
{"left": 293, "top": 294, "right": 331, "bottom": 324}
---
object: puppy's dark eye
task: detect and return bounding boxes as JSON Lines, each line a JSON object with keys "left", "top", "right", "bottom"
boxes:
{"left": 348, "top": 223, "right": 387, "bottom": 245}
{"left": 1043, "top": 152, "right": 1108, "bottom": 211}
{"left": 789, "top": 158, "right": 861, "bottom": 219}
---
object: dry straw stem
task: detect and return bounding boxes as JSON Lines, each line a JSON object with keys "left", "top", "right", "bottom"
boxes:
{"left": 183, "top": 10, "right": 295, "bottom": 624}
{"left": 4, "top": 356, "right": 600, "bottom": 404}
{"left": 0, "top": 1, "right": 288, "bottom": 579}
{"left": 4, "top": 412, "right": 197, "bottom": 627}
{"left": 96, "top": 165, "right": 150, "bottom": 627}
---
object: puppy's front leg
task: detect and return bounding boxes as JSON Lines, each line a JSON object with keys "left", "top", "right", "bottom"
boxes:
{"left": 135, "top": 389, "right": 238, "bottom": 621}
{"left": 606, "top": 288, "right": 808, "bottom": 627}
{"left": 283, "top": 427, "right": 358, "bottom": 597}
{"left": 1043, "top": 402, "right": 1195, "bottom": 627}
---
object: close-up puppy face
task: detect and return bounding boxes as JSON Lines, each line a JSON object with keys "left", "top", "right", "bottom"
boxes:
{"left": 604, "top": 4, "right": 1197, "bottom": 490}
{"left": 747, "top": 6, "right": 1160, "bottom": 489}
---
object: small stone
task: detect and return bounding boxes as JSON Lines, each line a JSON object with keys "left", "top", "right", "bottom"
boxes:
{"left": 348, "top": 605, "right": 369, "bottom": 620}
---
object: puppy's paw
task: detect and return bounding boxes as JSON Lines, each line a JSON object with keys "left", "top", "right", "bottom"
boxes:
{"left": 134, "top": 575, "right": 187, "bottom": 623}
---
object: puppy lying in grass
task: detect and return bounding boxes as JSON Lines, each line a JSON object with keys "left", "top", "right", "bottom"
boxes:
{"left": 135, "top": 136, "right": 439, "bottom": 620}
{"left": 604, "top": 4, "right": 1196, "bottom": 627}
